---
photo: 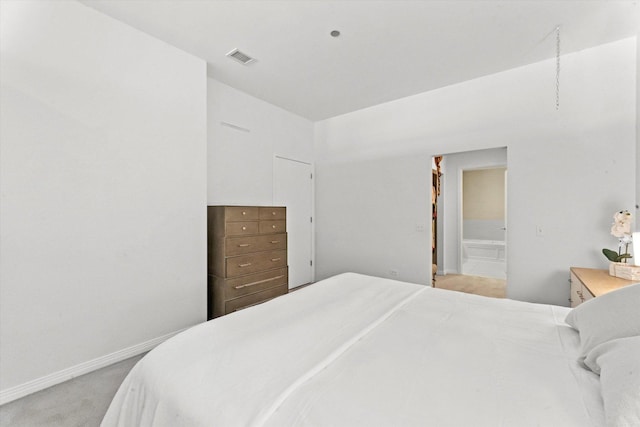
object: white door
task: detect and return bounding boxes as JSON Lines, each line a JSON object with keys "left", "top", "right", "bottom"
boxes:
{"left": 273, "top": 156, "right": 313, "bottom": 289}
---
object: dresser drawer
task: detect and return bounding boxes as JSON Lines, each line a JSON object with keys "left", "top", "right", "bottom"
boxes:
{"left": 225, "top": 233, "right": 287, "bottom": 256}
{"left": 225, "top": 284, "right": 288, "bottom": 314}
{"left": 225, "top": 206, "right": 259, "bottom": 221}
{"left": 220, "top": 267, "right": 288, "bottom": 299}
{"left": 259, "top": 220, "right": 286, "bottom": 234}
{"left": 226, "top": 250, "right": 287, "bottom": 277}
{"left": 226, "top": 221, "right": 259, "bottom": 236}
{"left": 259, "top": 207, "right": 286, "bottom": 220}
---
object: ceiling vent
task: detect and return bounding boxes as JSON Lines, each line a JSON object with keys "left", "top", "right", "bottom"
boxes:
{"left": 226, "top": 49, "right": 255, "bottom": 65}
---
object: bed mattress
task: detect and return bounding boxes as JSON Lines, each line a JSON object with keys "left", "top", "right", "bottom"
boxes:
{"left": 102, "top": 273, "right": 603, "bottom": 426}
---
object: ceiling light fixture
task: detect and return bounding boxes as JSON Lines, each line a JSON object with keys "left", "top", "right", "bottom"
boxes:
{"left": 330, "top": 30, "right": 340, "bottom": 37}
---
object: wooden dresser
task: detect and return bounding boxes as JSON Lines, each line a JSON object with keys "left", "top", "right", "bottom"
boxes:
{"left": 208, "top": 206, "right": 288, "bottom": 319}
{"left": 569, "top": 267, "right": 635, "bottom": 308}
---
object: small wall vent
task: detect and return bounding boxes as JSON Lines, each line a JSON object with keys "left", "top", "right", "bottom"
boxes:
{"left": 226, "top": 49, "right": 255, "bottom": 65}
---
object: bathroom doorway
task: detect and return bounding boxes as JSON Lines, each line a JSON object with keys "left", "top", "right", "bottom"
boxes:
{"left": 460, "top": 167, "right": 507, "bottom": 279}
{"left": 432, "top": 147, "right": 508, "bottom": 294}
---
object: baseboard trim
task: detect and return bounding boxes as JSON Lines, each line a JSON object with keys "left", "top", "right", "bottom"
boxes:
{"left": 0, "top": 327, "right": 189, "bottom": 405}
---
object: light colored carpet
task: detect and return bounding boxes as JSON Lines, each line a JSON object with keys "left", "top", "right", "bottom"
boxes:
{"left": 0, "top": 353, "right": 144, "bottom": 427}
{"left": 434, "top": 274, "right": 506, "bottom": 298}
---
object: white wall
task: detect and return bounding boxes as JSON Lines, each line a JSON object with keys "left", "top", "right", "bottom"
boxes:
{"left": 207, "top": 78, "right": 313, "bottom": 205}
{"left": 314, "top": 38, "right": 636, "bottom": 305}
{"left": 315, "top": 154, "right": 432, "bottom": 284}
{"left": 0, "top": 0, "right": 207, "bottom": 401}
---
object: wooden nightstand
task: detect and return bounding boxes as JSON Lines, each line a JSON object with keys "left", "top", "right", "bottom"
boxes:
{"left": 569, "top": 267, "right": 636, "bottom": 308}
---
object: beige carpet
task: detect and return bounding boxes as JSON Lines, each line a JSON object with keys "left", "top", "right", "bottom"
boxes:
{"left": 434, "top": 274, "right": 506, "bottom": 298}
{"left": 0, "top": 353, "right": 145, "bottom": 427}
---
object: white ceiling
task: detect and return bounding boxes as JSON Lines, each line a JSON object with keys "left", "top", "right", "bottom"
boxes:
{"left": 81, "top": 0, "right": 639, "bottom": 121}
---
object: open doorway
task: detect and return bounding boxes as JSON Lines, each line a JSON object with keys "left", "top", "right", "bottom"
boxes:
{"left": 461, "top": 167, "right": 507, "bottom": 279}
{"left": 431, "top": 147, "right": 507, "bottom": 298}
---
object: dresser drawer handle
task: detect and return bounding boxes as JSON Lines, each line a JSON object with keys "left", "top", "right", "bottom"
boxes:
{"left": 242, "top": 211, "right": 247, "bottom": 216}
{"left": 272, "top": 211, "right": 276, "bottom": 215}
{"left": 234, "top": 275, "right": 285, "bottom": 290}
{"left": 271, "top": 258, "right": 281, "bottom": 262}
{"left": 242, "top": 226, "right": 247, "bottom": 231}
{"left": 272, "top": 225, "right": 277, "bottom": 229}
{"left": 238, "top": 243, "right": 251, "bottom": 247}
{"left": 238, "top": 263, "right": 252, "bottom": 268}
{"left": 270, "top": 241, "right": 279, "bottom": 244}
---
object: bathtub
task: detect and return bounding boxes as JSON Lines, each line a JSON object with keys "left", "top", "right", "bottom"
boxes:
{"left": 461, "top": 239, "right": 506, "bottom": 279}
{"left": 462, "top": 239, "right": 505, "bottom": 261}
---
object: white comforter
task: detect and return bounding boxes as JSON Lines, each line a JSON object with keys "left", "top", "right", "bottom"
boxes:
{"left": 102, "top": 273, "right": 604, "bottom": 427}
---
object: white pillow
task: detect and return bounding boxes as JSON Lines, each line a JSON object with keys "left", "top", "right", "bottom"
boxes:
{"left": 565, "top": 283, "right": 640, "bottom": 363}
{"left": 584, "top": 336, "right": 640, "bottom": 427}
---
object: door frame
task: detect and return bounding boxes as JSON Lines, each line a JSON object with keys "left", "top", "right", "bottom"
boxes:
{"left": 458, "top": 165, "right": 508, "bottom": 279}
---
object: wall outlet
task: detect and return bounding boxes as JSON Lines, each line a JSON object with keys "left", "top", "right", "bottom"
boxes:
{"left": 389, "top": 269, "right": 399, "bottom": 277}
{"left": 416, "top": 223, "right": 426, "bottom": 232}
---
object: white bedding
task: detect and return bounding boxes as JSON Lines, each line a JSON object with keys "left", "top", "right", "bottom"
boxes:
{"left": 102, "top": 273, "right": 604, "bottom": 427}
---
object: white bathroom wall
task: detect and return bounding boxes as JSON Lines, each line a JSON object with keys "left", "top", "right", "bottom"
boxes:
{"left": 463, "top": 168, "right": 506, "bottom": 221}
{"left": 0, "top": 0, "right": 207, "bottom": 401}
{"left": 463, "top": 220, "right": 506, "bottom": 241}
{"left": 314, "top": 38, "right": 636, "bottom": 305}
{"left": 207, "top": 78, "right": 314, "bottom": 205}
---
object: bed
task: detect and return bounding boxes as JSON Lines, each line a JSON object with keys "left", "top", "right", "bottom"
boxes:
{"left": 102, "top": 273, "right": 640, "bottom": 427}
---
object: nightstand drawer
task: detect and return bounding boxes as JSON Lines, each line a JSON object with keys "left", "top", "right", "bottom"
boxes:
{"left": 221, "top": 268, "right": 288, "bottom": 299}
{"left": 581, "top": 287, "right": 594, "bottom": 303}
{"left": 225, "top": 233, "right": 287, "bottom": 256}
{"left": 226, "top": 250, "right": 287, "bottom": 277}
{"left": 570, "top": 272, "right": 582, "bottom": 308}
{"left": 225, "top": 284, "right": 288, "bottom": 313}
